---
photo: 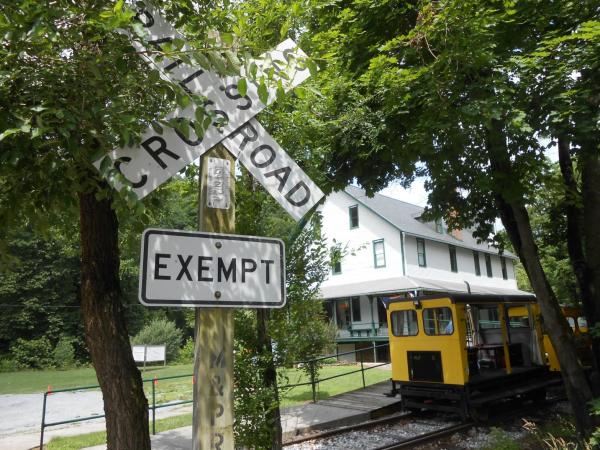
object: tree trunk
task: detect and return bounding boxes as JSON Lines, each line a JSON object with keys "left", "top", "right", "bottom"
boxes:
{"left": 257, "top": 308, "right": 283, "bottom": 449}
{"left": 557, "top": 137, "right": 600, "bottom": 390}
{"left": 79, "top": 188, "right": 150, "bottom": 450}
{"left": 487, "top": 120, "right": 596, "bottom": 438}
{"left": 497, "top": 199, "right": 596, "bottom": 437}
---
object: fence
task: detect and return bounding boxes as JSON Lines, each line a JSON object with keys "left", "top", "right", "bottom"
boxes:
{"left": 39, "top": 373, "right": 194, "bottom": 449}
{"left": 39, "top": 342, "right": 390, "bottom": 447}
{"left": 279, "top": 342, "right": 390, "bottom": 402}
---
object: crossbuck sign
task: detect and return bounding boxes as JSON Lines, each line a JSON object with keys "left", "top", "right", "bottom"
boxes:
{"left": 98, "top": 4, "right": 324, "bottom": 221}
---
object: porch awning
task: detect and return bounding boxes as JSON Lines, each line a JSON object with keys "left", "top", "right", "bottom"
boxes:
{"left": 319, "top": 276, "right": 421, "bottom": 299}
{"left": 319, "top": 275, "right": 532, "bottom": 300}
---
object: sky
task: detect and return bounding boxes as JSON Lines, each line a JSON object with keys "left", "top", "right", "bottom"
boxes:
{"left": 379, "top": 143, "right": 559, "bottom": 208}
{"left": 379, "top": 178, "right": 429, "bottom": 207}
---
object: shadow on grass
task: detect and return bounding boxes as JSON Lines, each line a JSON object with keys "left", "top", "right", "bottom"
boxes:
{"left": 281, "top": 389, "right": 333, "bottom": 404}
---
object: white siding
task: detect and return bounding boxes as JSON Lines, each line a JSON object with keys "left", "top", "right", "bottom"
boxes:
{"left": 319, "top": 190, "right": 519, "bottom": 302}
{"left": 404, "top": 235, "right": 517, "bottom": 289}
{"left": 320, "top": 191, "right": 403, "bottom": 289}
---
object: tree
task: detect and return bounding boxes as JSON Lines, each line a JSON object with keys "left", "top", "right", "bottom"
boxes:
{"left": 0, "top": 228, "right": 86, "bottom": 365}
{"left": 233, "top": 165, "right": 332, "bottom": 449}
{"left": 119, "top": 173, "right": 200, "bottom": 340}
{"left": 261, "top": 0, "right": 599, "bottom": 437}
{"left": 506, "top": 162, "right": 580, "bottom": 305}
{"left": 514, "top": 11, "right": 600, "bottom": 384}
{"left": 0, "top": 1, "right": 243, "bottom": 447}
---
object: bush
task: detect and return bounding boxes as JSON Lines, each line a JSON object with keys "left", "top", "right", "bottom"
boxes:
{"left": 132, "top": 318, "right": 182, "bottom": 362}
{"left": 483, "top": 427, "right": 521, "bottom": 450}
{"left": 52, "top": 337, "right": 76, "bottom": 369}
{"left": 589, "top": 398, "right": 600, "bottom": 449}
{"left": 0, "top": 357, "right": 18, "bottom": 372}
{"left": 177, "top": 337, "right": 194, "bottom": 364}
{"left": 233, "top": 345, "right": 280, "bottom": 449}
{"left": 10, "top": 337, "right": 54, "bottom": 369}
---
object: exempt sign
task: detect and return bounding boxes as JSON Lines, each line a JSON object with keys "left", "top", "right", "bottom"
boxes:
{"left": 139, "top": 229, "right": 285, "bottom": 308}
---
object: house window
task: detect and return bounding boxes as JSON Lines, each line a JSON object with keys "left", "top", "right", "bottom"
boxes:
{"left": 485, "top": 253, "right": 493, "bottom": 277}
{"left": 351, "top": 297, "right": 361, "bottom": 321}
{"left": 435, "top": 219, "right": 444, "bottom": 234}
{"left": 373, "top": 239, "right": 386, "bottom": 268}
{"left": 391, "top": 310, "right": 419, "bottom": 336}
{"left": 449, "top": 245, "right": 458, "bottom": 273}
{"left": 349, "top": 205, "right": 359, "bottom": 229}
{"left": 416, "top": 238, "right": 427, "bottom": 267}
{"left": 501, "top": 257, "right": 508, "bottom": 280}
{"left": 473, "top": 251, "right": 481, "bottom": 276}
{"left": 330, "top": 244, "right": 342, "bottom": 275}
{"left": 423, "top": 307, "right": 454, "bottom": 335}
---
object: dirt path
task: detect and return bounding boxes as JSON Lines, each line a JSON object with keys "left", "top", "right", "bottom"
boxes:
{"left": 0, "top": 392, "right": 191, "bottom": 450}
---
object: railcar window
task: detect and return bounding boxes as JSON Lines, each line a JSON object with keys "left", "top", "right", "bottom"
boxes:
{"left": 507, "top": 306, "right": 530, "bottom": 328}
{"left": 423, "top": 307, "right": 454, "bottom": 335}
{"left": 509, "top": 317, "right": 529, "bottom": 328}
{"left": 478, "top": 307, "right": 500, "bottom": 329}
{"left": 391, "top": 310, "right": 418, "bottom": 336}
{"left": 578, "top": 317, "right": 588, "bottom": 329}
{"left": 566, "top": 317, "right": 576, "bottom": 329}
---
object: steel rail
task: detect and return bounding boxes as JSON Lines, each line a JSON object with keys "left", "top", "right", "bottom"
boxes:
{"left": 283, "top": 411, "right": 413, "bottom": 446}
{"left": 372, "top": 421, "right": 475, "bottom": 450}
{"left": 285, "top": 394, "right": 567, "bottom": 449}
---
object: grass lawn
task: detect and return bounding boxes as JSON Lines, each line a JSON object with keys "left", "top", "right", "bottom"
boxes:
{"left": 0, "top": 364, "right": 391, "bottom": 404}
{"left": 279, "top": 364, "right": 392, "bottom": 406}
{"left": 0, "top": 364, "right": 194, "bottom": 395}
{"left": 47, "top": 413, "right": 193, "bottom": 450}
{"left": 34, "top": 363, "right": 391, "bottom": 450}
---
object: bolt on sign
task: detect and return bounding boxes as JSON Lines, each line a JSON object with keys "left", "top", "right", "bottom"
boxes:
{"left": 139, "top": 229, "right": 285, "bottom": 308}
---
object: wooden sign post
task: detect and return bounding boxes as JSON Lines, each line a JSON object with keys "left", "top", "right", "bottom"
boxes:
{"left": 193, "top": 144, "right": 236, "bottom": 450}
{"left": 126, "top": 8, "right": 323, "bottom": 449}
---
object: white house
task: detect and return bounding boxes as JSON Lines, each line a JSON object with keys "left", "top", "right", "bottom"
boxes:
{"left": 318, "top": 186, "right": 529, "bottom": 363}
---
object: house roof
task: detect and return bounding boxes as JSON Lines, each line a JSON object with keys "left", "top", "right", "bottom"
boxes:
{"left": 320, "top": 275, "right": 532, "bottom": 299}
{"left": 344, "top": 185, "right": 517, "bottom": 259}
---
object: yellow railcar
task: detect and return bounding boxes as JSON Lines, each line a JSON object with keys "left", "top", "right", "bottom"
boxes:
{"left": 386, "top": 294, "right": 559, "bottom": 419}
{"left": 542, "top": 306, "right": 590, "bottom": 371}
{"left": 508, "top": 305, "right": 591, "bottom": 371}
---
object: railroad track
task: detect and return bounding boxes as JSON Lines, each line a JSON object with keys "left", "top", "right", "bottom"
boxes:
{"left": 372, "top": 421, "right": 475, "bottom": 450}
{"left": 283, "top": 411, "right": 414, "bottom": 446}
{"left": 373, "top": 395, "right": 567, "bottom": 450}
{"left": 284, "top": 394, "right": 566, "bottom": 449}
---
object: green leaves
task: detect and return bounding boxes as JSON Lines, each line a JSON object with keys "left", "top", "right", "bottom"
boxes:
{"left": 257, "top": 77, "right": 269, "bottom": 104}
{"left": 237, "top": 77, "right": 248, "bottom": 96}
{"left": 220, "top": 32, "right": 234, "bottom": 45}
{"left": 0, "top": 127, "right": 23, "bottom": 142}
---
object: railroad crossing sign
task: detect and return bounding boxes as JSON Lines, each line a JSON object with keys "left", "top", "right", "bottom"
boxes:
{"left": 98, "top": 4, "right": 324, "bottom": 221}
{"left": 139, "top": 229, "right": 285, "bottom": 308}
{"left": 105, "top": 6, "right": 326, "bottom": 450}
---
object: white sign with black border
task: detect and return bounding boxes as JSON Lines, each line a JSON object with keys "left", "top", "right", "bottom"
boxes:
{"left": 139, "top": 229, "right": 285, "bottom": 308}
{"left": 99, "top": 5, "right": 311, "bottom": 200}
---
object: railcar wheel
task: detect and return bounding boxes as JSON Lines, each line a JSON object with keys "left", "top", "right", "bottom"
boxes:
{"left": 470, "top": 405, "right": 489, "bottom": 422}
{"left": 524, "top": 388, "right": 546, "bottom": 405}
